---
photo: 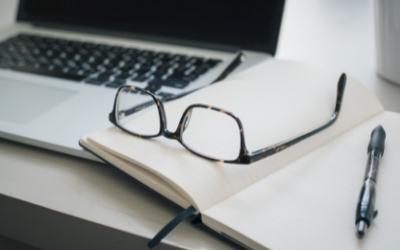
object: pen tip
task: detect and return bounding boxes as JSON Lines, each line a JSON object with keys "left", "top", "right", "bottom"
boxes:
{"left": 356, "top": 221, "right": 367, "bottom": 238}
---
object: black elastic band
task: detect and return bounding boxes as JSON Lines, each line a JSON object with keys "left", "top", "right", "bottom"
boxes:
{"left": 148, "top": 206, "right": 196, "bottom": 249}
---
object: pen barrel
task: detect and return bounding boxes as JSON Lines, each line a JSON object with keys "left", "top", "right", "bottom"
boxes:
{"left": 356, "top": 179, "right": 377, "bottom": 226}
{"left": 355, "top": 125, "right": 386, "bottom": 236}
{"left": 356, "top": 151, "right": 380, "bottom": 227}
{"left": 364, "top": 152, "right": 381, "bottom": 181}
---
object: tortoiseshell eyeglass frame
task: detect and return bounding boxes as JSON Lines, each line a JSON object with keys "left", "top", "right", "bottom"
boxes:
{"left": 109, "top": 73, "right": 347, "bottom": 165}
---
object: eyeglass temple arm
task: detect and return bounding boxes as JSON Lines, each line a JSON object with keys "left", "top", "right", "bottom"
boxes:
{"left": 247, "top": 73, "right": 347, "bottom": 163}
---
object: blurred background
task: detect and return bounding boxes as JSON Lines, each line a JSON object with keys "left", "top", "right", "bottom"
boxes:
{"left": 0, "top": 0, "right": 400, "bottom": 249}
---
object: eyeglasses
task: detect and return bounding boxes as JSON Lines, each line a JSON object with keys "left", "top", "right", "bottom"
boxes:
{"left": 109, "top": 73, "right": 346, "bottom": 164}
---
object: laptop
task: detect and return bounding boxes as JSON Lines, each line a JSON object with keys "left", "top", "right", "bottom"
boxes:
{"left": 0, "top": 0, "right": 285, "bottom": 161}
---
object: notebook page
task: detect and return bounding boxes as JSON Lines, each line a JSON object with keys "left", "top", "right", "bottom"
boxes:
{"left": 85, "top": 60, "right": 383, "bottom": 211}
{"left": 80, "top": 136, "right": 191, "bottom": 208}
{"left": 203, "top": 112, "right": 400, "bottom": 250}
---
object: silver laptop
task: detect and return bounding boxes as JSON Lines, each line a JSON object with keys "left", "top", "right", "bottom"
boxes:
{"left": 0, "top": 0, "right": 285, "bottom": 160}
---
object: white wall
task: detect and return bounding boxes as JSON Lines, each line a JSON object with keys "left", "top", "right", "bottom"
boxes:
{"left": 0, "top": 0, "right": 18, "bottom": 28}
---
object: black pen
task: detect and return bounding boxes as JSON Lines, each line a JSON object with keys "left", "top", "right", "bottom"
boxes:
{"left": 355, "top": 125, "right": 386, "bottom": 238}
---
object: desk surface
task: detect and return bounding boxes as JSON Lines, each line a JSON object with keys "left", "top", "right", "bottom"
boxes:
{"left": 1, "top": 0, "right": 400, "bottom": 249}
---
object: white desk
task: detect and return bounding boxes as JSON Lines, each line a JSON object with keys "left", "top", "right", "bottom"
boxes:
{"left": 1, "top": 0, "right": 400, "bottom": 249}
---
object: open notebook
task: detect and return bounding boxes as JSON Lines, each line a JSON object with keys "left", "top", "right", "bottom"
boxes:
{"left": 80, "top": 60, "right": 400, "bottom": 249}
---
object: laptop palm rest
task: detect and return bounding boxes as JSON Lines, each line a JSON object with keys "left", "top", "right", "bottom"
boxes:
{"left": 0, "top": 80, "right": 76, "bottom": 123}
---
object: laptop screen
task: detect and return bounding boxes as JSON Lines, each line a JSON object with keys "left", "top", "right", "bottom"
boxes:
{"left": 17, "top": 0, "right": 285, "bottom": 55}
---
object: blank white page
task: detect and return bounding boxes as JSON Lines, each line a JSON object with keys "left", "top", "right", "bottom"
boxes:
{"left": 203, "top": 112, "right": 400, "bottom": 250}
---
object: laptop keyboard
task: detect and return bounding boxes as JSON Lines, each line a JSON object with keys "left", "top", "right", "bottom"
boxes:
{"left": 0, "top": 33, "right": 221, "bottom": 93}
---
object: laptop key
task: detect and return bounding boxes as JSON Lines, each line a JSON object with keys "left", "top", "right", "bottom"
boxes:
{"left": 119, "top": 71, "right": 135, "bottom": 79}
{"left": 205, "top": 59, "right": 221, "bottom": 67}
{"left": 157, "top": 92, "right": 174, "bottom": 99}
{"left": 163, "top": 77, "right": 190, "bottom": 89}
{"left": 131, "top": 74, "right": 150, "bottom": 82}
{"left": 145, "top": 79, "right": 163, "bottom": 93}
{"left": 85, "top": 78, "right": 105, "bottom": 85}
{"left": 193, "top": 66, "right": 210, "bottom": 75}
{"left": 105, "top": 79, "right": 126, "bottom": 88}
{"left": 182, "top": 74, "right": 199, "bottom": 82}
{"left": 96, "top": 72, "right": 113, "bottom": 81}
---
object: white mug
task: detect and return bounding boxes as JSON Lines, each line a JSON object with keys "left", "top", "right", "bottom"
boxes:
{"left": 375, "top": 0, "right": 400, "bottom": 85}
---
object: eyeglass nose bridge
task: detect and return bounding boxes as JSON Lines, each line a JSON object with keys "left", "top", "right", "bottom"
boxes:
{"left": 164, "top": 108, "right": 193, "bottom": 141}
{"left": 164, "top": 131, "right": 179, "bottom": 140}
